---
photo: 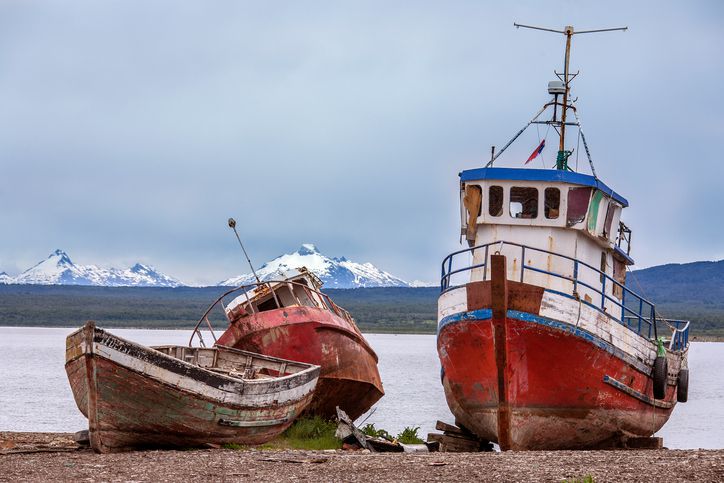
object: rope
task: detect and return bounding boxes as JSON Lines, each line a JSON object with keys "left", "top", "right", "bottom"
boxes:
{"left": 541, "top": 124, "right": 551, "bottom": 168}
{"left": 575, "top": 127, "right": 581, "bottom": 172}
{"left": 486, "top": 105, "right": 547, "bottom": 167}
{"left": 572, "top": 110, "right": 598, "bottom": 179}
{"left": 626, "top": 264, "right": 682, "bottom": 341}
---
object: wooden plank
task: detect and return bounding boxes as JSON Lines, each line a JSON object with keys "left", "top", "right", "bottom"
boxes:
{"left": 440, "top": 437, "right": 480, "bottom": 453}
{"left": 427, "top": 433, "right": 445, "bottom": 443}
{"left": 624, "top": 437, "right": 663, "bottom": 450}
{"left": 435, "top": 421, "right": 469, "bottom": 436}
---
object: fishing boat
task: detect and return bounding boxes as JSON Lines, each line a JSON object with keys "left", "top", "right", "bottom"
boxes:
{"left": 65, "top": 321, "right": 320, "bottom": 453}
{"left": 214, "top": 267, "right": 384, "bottom": 420}
{"left": 437, "top": 24, "right": 690, "bottom": 450}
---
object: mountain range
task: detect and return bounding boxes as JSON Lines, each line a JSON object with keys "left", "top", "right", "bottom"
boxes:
{"left": 0, "top": 245, "right": 424, "bottom": 289}
{"left": 219, "top": 243, "right": 412, "bottom": 288}
{"left": 1, "top": 250, "right": 182, "bottom": 287}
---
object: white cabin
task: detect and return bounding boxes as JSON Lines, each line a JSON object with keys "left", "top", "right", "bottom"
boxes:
{"left": 223, "top": 267, "right": 353, "bottom": 323}
{"left": 452, "top": 167, "right": 634, "bottom": 316}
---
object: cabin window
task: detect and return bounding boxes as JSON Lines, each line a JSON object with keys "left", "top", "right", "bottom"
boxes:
{"left": 600, "top": 252, "right": 607, "bottom": 283}
{"left": 544, "top": 188, "right": 560, "bottom": 219}
{"left": 604, "top": 203, "right": 616, "bottom": 238}
{"left": 509, "top": 187, "right": 538, "bottom": 219}
{"left": 567, "top": 187, "right": 592, "bottom": 227}
{"left": 291, "top": 280, "right": 317, "bottom": 308}
{"left": 257, "top": 297, "right": 280, "bottom": 312}
{"left": 489, "top": 186, "right": 503, "bottom": 217}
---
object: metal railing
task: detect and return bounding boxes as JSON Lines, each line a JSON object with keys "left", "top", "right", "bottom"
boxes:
{"left": 189, "top": 279, "right": 356, "bottom": 347}
{"left": 663, "top": 319, "right": 690, "bottom": 351}
{"left": 440, "top": 240, "right": 690, "bottom": 347}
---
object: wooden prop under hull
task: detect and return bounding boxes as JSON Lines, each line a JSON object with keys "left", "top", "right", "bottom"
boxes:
{"left": 65, "top": 322, "right": 320, "bottom": 453}
{"left": 437, "top": 255, "right": 684, "bottom": 450}
{"left": 217, "top": 305, "right": 384, "bottom": 420}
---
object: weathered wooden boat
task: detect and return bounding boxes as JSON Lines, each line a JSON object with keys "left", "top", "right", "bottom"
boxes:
{"left": 437, "top": 25, "right": 690, "bottom": 450}
{"left": 214, "top": 267, "right": 384, "bottom": 420}
{"left": 65, "top": 321, "right": 320, "bottom": 453}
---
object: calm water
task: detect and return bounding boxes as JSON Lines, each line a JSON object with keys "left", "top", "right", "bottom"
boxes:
{"left": 0, "top": 327, "right": 722, "bottom": 449}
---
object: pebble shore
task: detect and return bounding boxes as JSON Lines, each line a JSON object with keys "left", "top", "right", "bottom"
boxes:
{"left": 2, "top": 432, "right": 723, "bottom": 482}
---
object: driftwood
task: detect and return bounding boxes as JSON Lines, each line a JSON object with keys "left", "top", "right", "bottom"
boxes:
{"left": 0, "top": 448, "right": 81, "bottom": 456}
{"left": 335, "top": 407, "right": 369, "bottom": 450}
{"left": 258, "top": 457, "right": 329, "bottom": 464}
{"left": 427, "top": 421, "right": 494, "bottom": 452}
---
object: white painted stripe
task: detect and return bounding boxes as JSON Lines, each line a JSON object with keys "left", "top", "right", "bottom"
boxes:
{"left": 92, "top": 342, "right": 317, "bottom": 407}
{"left": 539, "top": 291, "right": 658, "bottom": 366}
{"left": 438, "top": 287, "right": 468, "bottom": 323}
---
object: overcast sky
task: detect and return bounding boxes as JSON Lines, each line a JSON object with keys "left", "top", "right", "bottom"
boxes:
{"left": 1, "top": 1, "right": 722, "bottom": 285}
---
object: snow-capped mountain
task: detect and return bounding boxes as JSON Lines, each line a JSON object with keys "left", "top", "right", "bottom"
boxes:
{"left": 0, "top": 272, "right": 12, "bottom": 284}
{"left": 7, "top": 249, "right": 182, "bottom": 287}
{"left": 408, "top": 280, "right": 437, "bottom": 288}
{"left": 219, "top": 243, "right": 410, "bottom": 289}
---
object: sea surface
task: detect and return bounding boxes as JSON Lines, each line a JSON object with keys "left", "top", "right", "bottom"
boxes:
{"left": 1, "top": 327, "right": 722, "bottom": 449}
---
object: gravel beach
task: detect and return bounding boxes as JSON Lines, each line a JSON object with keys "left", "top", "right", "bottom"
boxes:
{"left": 2, "top": 432, "right": 723, "bottom": 482}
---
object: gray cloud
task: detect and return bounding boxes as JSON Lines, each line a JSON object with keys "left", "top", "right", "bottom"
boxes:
{"left": 1, "top": 1, "right": 722, "bottom": 285}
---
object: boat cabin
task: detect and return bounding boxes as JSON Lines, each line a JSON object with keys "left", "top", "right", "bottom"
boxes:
{"left": 455, "top": 167, "right": 635, "bottom": 313}
{"left": 224, "top": 267, "right": 353, "bottom": 323}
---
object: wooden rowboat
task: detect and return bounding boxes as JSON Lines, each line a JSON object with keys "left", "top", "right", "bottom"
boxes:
{"left": 65, "top": 321, "right": 320, "bottom": 453}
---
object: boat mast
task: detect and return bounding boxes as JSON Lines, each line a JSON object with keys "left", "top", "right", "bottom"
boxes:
{"left": 227, "top": 217, "right": 262, "bottom": 283}
{"left": 513, "top": 23, "right": 627, "bottom": 170}
{"left": 558, "top": 26, "right": 573, "bottom": 169}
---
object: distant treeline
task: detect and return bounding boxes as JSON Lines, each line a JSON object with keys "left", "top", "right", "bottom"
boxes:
{"left": 0, "top": 285, "right": 438, "bottom": 333}
{"left": 1, "top": 269, "right": 723, "bottom": 336}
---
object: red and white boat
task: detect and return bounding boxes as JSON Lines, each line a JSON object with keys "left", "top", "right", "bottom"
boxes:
{"left": 211, "top": 268, "right": 384, "bottom": 420}
{"left": 437, "top": 25, "right": 690, "bottom": 450}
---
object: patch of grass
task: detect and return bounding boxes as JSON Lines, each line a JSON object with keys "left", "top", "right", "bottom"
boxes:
{"left": 281, "top": 416, "right": 341, "bottom": 450}
{"left": 361, "top": 423, "right": 393, "bottom": 440}
{"left": 218, "top": 417, "right": 341, "bottom": 451}
{"left": 563, "top": 476, "right": 594, "bottom": 483}
{"left": 361, "top": 424, "right": 425, "bottom": 444}
{"left": 221, "top": 442, "right": 245, "bottom": 450}
{"left": 396, "top": 426, "right": 424, "bottom": 444}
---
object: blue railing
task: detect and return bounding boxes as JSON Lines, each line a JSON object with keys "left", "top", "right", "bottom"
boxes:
{"left": 440, "top": 241, "right": 690, "bottom": 349}
{"left": 664, "top": 319, "right": 690, "bottom": 351}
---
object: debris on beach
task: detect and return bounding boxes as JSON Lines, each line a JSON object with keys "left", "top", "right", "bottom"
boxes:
{"left": 334, "top": 407, "right": 432, "bottom": 453}
{"left": 427, "top": 421, "right": 494, "bottom": 452}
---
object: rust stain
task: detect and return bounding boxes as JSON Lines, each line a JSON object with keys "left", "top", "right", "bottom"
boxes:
{"left": 490, "top": 254, "right": 512, "bottom": 451}
{"left": 466, "top": 281, "right": 491, "bottom": 311}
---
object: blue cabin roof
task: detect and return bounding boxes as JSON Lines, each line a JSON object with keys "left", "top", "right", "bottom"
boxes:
{"left": 459, "top": 167, "right": 629, "bottom": 207}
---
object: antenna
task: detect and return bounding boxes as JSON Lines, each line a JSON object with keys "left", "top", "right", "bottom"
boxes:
{"left": 514, "top": 23, "right": 627, "bottom": 170}
{"left": 227, "top": 218, "right": 261, "bottom": 283}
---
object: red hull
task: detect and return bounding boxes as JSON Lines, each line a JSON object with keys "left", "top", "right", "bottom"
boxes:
{"left": 217, "top": 305, "right": 384, "bottom": 420}
{"left": 437, "top": 256, "right": 680, "bottom": 450}
{"left": 439, "top": 314, "right": 676, "bottom": 450}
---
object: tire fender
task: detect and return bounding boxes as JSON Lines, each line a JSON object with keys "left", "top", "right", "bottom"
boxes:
{"left": 653, "top": 355, "right": 668, "bottom": 400}
{"left": 677, "top": 368, "right": 689, "bottom": 403}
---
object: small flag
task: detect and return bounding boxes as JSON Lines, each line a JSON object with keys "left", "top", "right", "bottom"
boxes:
{"left": 525, "top": 139, "right": 545, "bottom": 164}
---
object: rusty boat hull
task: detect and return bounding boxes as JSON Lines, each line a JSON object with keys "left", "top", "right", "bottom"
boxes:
{"left": 65, "top": 322, "right": 320, "bottom": 453}
{"left": 217, "top": 305, "right": 384, "bottom": 420}
{"left": 437, "top": 257, "right": 687, "bottom": 450}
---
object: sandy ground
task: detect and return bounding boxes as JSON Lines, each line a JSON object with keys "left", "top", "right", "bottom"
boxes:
{"left": 1, "top": 432, "right": 723, "bottom": 482}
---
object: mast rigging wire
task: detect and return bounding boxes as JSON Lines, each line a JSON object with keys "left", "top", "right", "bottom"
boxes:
{"left": 485, "top": 105, "right": 547, "bottom": 167}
